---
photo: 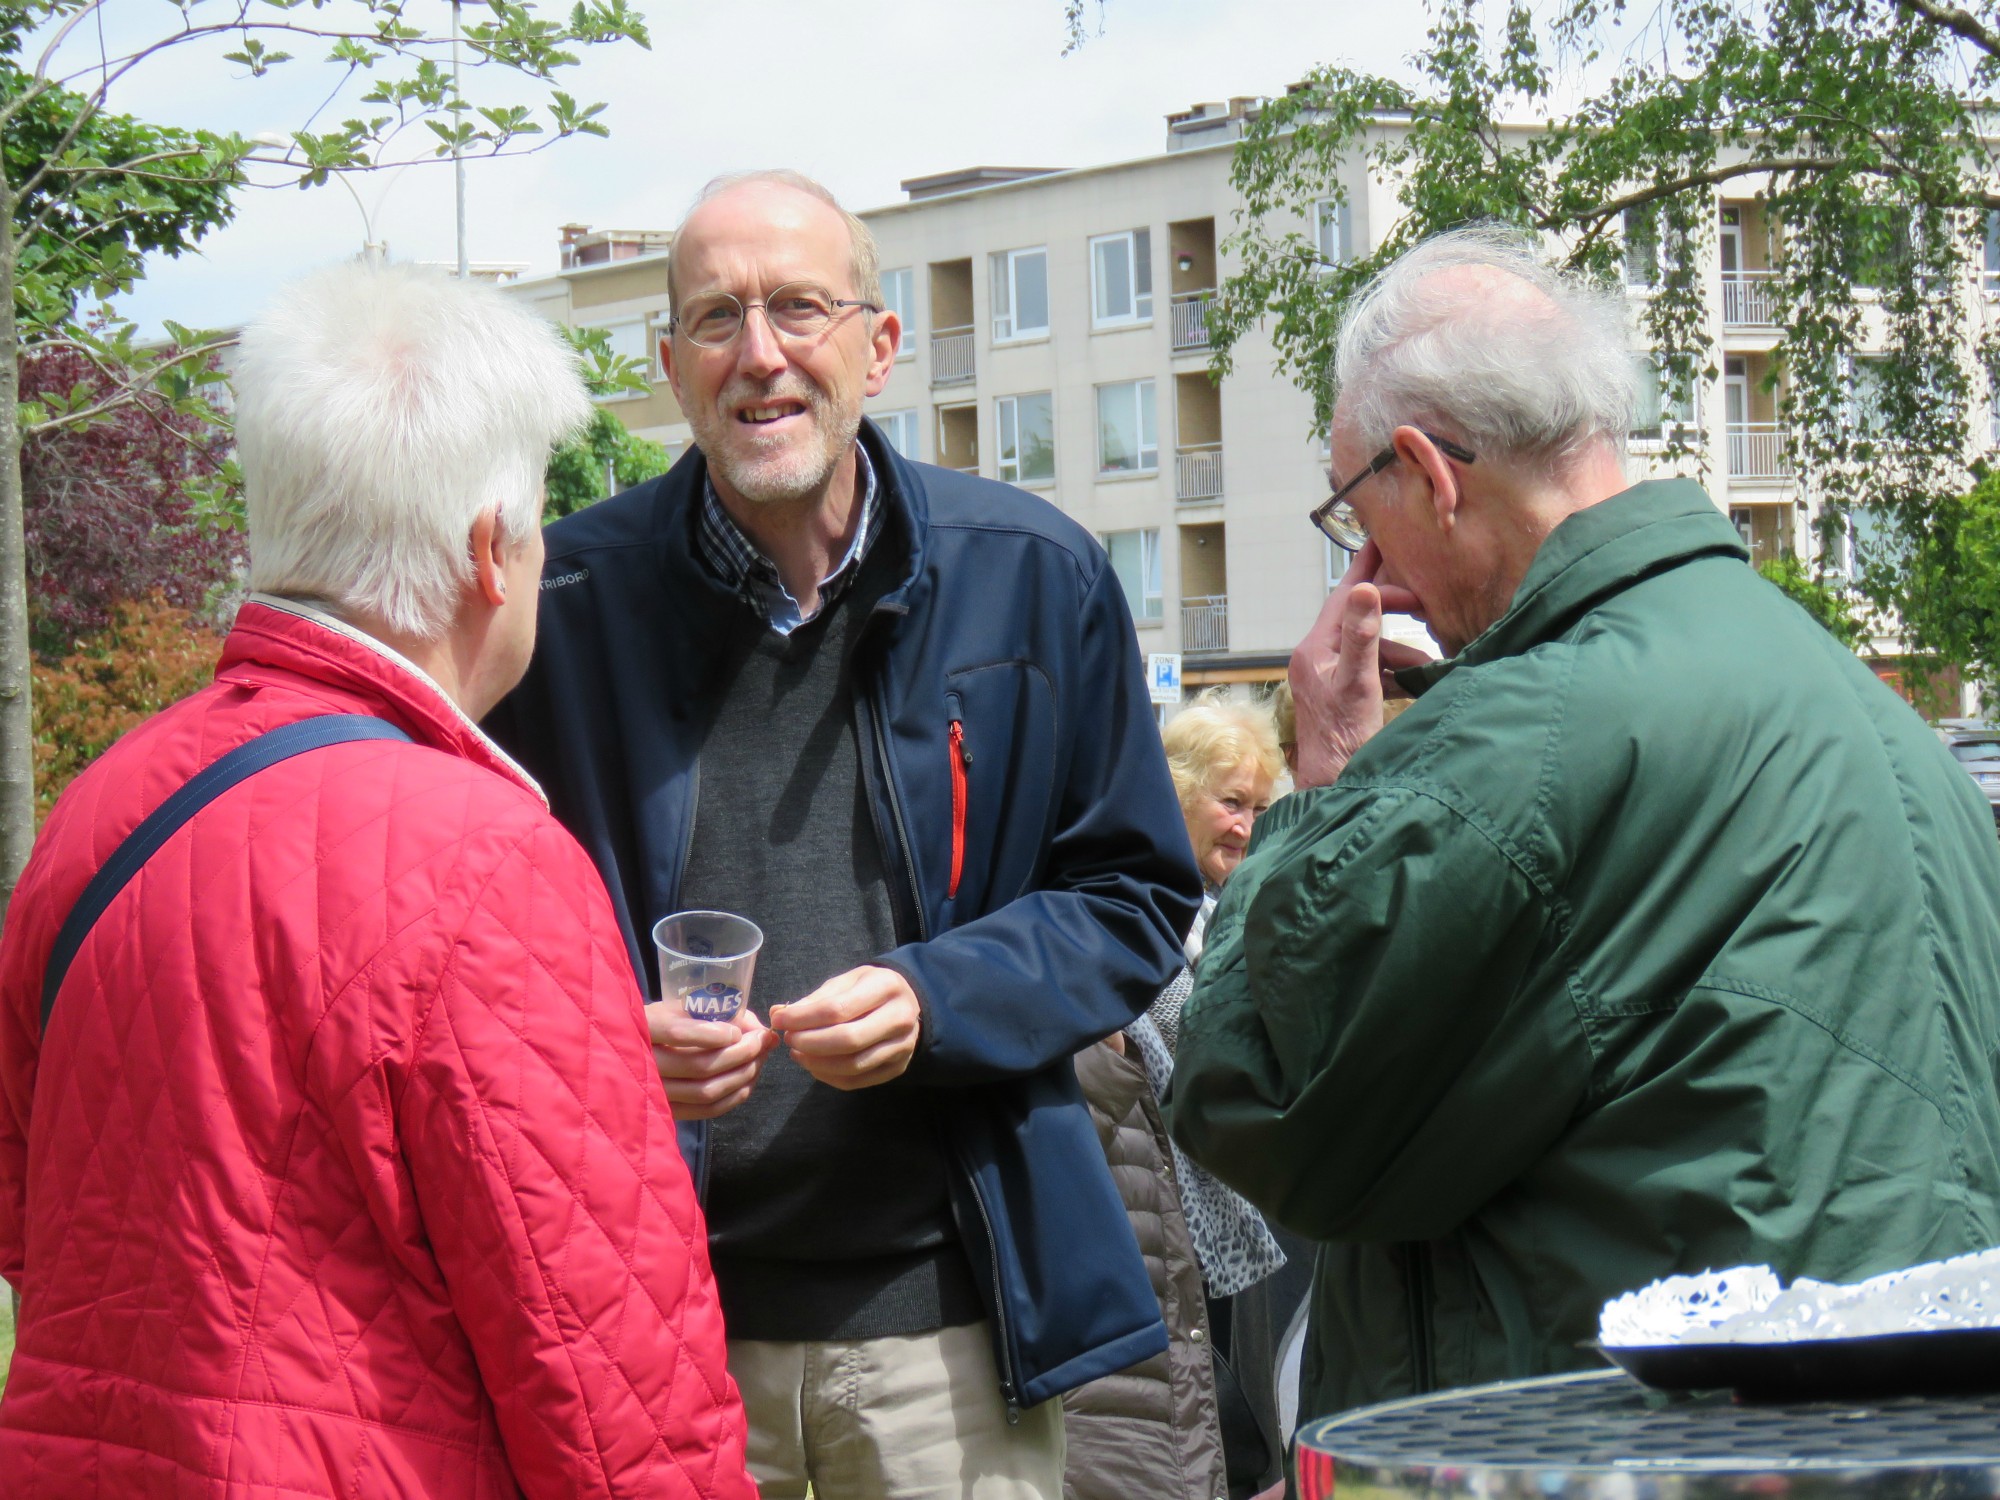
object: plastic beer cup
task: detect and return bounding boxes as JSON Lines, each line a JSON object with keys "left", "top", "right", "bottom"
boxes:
{"left": 652, "top": 910, "right": 763, "bottom": 1022}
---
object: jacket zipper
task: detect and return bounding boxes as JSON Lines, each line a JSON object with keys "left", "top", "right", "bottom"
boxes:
{"left": 676, "top": 759, "right": 713, "bottom": 1204}
{"left": 854, "top": 613, "right": 1025, "bottom": 1406}
{"left": 946, "top": 698, "right": 970, "bottom": 900}
{"left": 958, "top": 1151, "right": 1024, "bottom": 1419}
{"left": 858, "top": 657, "right": 930, "bottom": 944}
{"left": 1404, "top": 1240, "right": 1435, "bottom": 1394}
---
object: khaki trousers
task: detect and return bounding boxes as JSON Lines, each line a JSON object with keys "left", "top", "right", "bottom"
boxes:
{"left": 727, "top": 1321, "right": 1066, "bottom": 1500}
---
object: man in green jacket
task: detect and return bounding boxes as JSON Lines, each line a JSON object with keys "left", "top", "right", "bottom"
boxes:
{"left": 1168, "top": 224, "right": 2000, "bottom": 1424}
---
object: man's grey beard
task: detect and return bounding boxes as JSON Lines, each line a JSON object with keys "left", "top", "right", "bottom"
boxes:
{"left": 695, "top": 383, "right": 863, "bottom": 507}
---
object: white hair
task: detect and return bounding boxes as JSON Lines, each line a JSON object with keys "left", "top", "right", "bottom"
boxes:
{"left": 236, "top": 261, "right": 590, "bottom": 639}
{"left": 1333, "top": 224, "right": 1636, "bottom": 469}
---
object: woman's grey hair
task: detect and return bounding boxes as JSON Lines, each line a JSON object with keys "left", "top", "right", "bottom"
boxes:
{"left": 1333, "top": 224, "right": 1636, "bottom": 469}
{"left": 235, "top": 261, "right": 590, "bottom": 640}
{"left": 667, "top": 168, "right": 882, "bottom": 311}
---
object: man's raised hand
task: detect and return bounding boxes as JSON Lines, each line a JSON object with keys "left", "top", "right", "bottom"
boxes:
{"left": 1291, "top": 541, "right": 1433, "bottom": 789}
{"left": 771, "top": 965, "right": 923, "bottom": 1091}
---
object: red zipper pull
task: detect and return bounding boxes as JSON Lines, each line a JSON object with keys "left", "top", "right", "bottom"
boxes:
{"left": 948, "top": 718, "right": 968, "bottom": 899}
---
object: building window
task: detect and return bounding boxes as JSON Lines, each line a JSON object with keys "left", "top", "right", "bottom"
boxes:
{"left": 1986, "top": 211, "right": 2000, "bottom": 295}
{"left": 1091, "top": 229, "right": 1153, "bottom": 326}
{"left": 1099, "top": 528, "right": 1163, "bottom": 621}
{"left": 876, "top": 407, "right": 920, "bottom": 463}
{"left": 1848, "top": 356, "right": 1892, "bottom": 433}
{"left": 1314, "top": 199, "right": 1352, "bottom": 267}
{"left": 1631, "top": 355, "right": 1697, "bottom": 443}
{"left": 1324, "top": 534, "right": 1353, "bottom": 592}
{"left": 1097, "top": 379, "right": 1159, "bottom": 474}
{"left": 881, "top": 267, "right": 916, "bottom": 359}
{"left": 991, "top": 247, "right": 1049, "bottom": 342}
{"left": 996, "top": 392, "right": 1055, "bottom": 487}
{"left": 1839, "top": 504, "right": 1901, "bottom": 577}
{"left": 1622, "top": 206, "right": 1660, "bottom": 288}
{"left": 1845, "top": 205, "right": 1912, "bottom": 291}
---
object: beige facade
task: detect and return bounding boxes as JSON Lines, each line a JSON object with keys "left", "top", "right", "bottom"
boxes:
{"left": 501, "top": 105, "right": 1996, "bottom": 689}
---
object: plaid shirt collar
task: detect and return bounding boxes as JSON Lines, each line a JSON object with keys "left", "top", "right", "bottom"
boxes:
{"left": 697, "top": 443, "right": 881, "bottom": 636}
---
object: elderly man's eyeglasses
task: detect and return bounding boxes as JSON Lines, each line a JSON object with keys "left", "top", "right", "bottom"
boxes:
{"left": 1311, "top": 430, "right": 1477, "bottom": 551}
{"left": 671, "top": 281, "right": 882, "bottom": 348}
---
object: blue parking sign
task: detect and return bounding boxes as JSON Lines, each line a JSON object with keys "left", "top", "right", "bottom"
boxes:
{"left": 1148, "top": 653, "right": 1182, "bottom": 706}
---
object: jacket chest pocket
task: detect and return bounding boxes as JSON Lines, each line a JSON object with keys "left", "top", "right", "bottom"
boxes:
{"left": 942, "top": 662, "right": 1058, "bottom": 913}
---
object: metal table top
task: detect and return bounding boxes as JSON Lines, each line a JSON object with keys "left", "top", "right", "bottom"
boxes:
{"left": 1294, "top": 1368, "right": 2000, "bottom": 1500}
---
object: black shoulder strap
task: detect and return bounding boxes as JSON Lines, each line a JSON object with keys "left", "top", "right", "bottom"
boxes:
{"left": 40, "top": 714, "right": 413, "bottom": 1032}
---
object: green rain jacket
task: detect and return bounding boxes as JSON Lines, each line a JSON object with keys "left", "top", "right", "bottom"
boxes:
{"left": 1169, "top": 479, "right": 2000, "bottom": 1421}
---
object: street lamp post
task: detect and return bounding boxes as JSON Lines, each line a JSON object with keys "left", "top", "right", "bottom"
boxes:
{"left": 451, "top": 0, "right": 468, "bottom": 279}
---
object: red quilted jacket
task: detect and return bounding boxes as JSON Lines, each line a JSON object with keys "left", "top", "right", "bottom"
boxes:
{"left": 0, "top": 599, "right": 757, "bottom": 1500}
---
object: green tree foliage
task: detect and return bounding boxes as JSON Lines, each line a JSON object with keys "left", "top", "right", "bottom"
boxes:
{"left": 542, "top": 323, "right": 669, "bottom": 518}
{"left": 1210, "top": 0, "right": 2000, "bottom": 680}
{"left": 1898, "top": 468, "right": 2000, "bottom": 700}
{"left": 4, "top": 59, "right": 235, "bottom": 332}
{"left": 545, "top": 407, "right": 673, "bottom": 521}
{"left": 0, "top": 0, "right": 649, "bottom": 918}
{"left": 1757, "top": 554, "right": 1871, "bottom": 650}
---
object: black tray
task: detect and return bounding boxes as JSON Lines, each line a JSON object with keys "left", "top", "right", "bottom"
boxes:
{"left": 1593, "top": 1328, "right": 2000, "bottom": 1401}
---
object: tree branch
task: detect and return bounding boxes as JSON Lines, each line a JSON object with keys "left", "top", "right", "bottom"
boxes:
{"left": 1895, "top": 0, "right": 2000, "bottom": 61}
{"left": 1551, "top": 154, "right": 2000, "bottom": 229}
{"left": 22, "top": 338, "right": 239, "bottom": 442}
{"left": 31, "top": 0, "right": 113, "bottom": 82}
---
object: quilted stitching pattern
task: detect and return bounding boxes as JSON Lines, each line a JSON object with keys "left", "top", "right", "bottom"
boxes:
{"left": 0, "top": 604, "right": 756, "bottom": 1499}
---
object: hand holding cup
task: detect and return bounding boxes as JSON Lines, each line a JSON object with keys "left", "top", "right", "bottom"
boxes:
{"left": 648, "top": 910, "right": 776, "bottom": 1119}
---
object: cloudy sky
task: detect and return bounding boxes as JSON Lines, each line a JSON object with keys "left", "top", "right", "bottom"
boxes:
{"left": 76, "top": 0, "right": 1436, "bottom": 336}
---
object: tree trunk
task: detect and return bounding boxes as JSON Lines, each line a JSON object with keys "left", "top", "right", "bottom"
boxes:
{"left": 0, "top": 158, "right": 38, "bottom": 927}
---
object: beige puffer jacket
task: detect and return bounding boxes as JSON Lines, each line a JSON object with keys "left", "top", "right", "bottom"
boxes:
{"left": 1062, "top": 1040, "right": 1227, "bottom": 1500}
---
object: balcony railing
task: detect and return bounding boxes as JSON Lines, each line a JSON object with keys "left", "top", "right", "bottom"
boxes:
{"left": 1182, "top": 594, "right": 1229, "bottom": 653}
{"left": 931, "top": 327, "right": 974, "bottom": 386}
{"left": 1726, "top": 421, "right": 1791, "bottom": 480}
{"left": 1175, "top": 443, "right": 1223, "bottom": 501}
{"left": 1722, "top": 271, "right": 1776, "bottom": 328}
{"left": 1171, "top": 291, "right": 1214, "bottom": 352}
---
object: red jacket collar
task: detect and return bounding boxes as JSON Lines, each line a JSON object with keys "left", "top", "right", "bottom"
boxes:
{"left": 218, "top": 597, "right": 546, "bottom": 804}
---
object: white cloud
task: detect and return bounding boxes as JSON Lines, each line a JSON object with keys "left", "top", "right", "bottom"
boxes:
{"left": 96, "top": 0, "right": 1429, "bottom": 336}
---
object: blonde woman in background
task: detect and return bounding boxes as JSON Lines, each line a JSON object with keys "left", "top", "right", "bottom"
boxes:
{"left": 1165, "top": 693, "right": 1286, "bottom": 959}
{"left": 1064, "top": 694, "right": 1289, "bottom": 1500}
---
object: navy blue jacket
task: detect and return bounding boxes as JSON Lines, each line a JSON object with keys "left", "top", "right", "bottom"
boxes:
{"left": 487, "top": 421, "right": 1203, "bottom": 1407}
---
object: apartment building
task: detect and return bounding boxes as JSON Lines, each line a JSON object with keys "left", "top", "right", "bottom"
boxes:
{"left": 501, "top": 99, "right": 1987, "bottom": 696}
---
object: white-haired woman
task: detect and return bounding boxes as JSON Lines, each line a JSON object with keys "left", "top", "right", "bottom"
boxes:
{"left": 0, "top": 263, "right": 754, "bottom": 1500}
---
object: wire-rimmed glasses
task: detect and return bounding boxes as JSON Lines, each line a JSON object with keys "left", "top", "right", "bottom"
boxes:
{"left": 1311, "top": 430, "right": 1477, "bottom": 550}
{"left": 671, "top": 281, "right": 882, "bottom": 347}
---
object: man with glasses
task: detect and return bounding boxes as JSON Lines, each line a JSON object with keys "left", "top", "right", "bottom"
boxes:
{"left": 1170, "top": 225, "right": 2000, "bottom": 1424}
{"left": 488, "top": 171, "right": 1201, "bottom": 1499}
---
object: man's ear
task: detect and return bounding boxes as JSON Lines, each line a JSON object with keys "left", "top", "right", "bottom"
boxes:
{"left": 864, "top": 310, "right": 900, "bottom": 397}
{"left": 660, "top": 324, "right": 686, "bottom": 406}
{"left": 1394, "top": 426, "right": 1461, "bottom": 535}
{"left": 469, "top": 507, "right": 508, "bottom": 607}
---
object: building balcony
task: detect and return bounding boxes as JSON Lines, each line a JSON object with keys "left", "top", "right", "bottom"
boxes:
{"left": 1722, "top": 271, "right": 1776, "bottom": 328}
{"left": 931, "top": 327, "right": 975, "bottom": 386}
{"left": 1171, "top": 291, "right": 1214, "bottom": 352}
{"left": 1726, "top": 421, "right": 1791, "bottom": 480}
{"left": 1175, "top": 443, "right": 1223, "bottom": 501}
{"left": 1182, "top": 594, "right": 1229, "bottom": 653}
